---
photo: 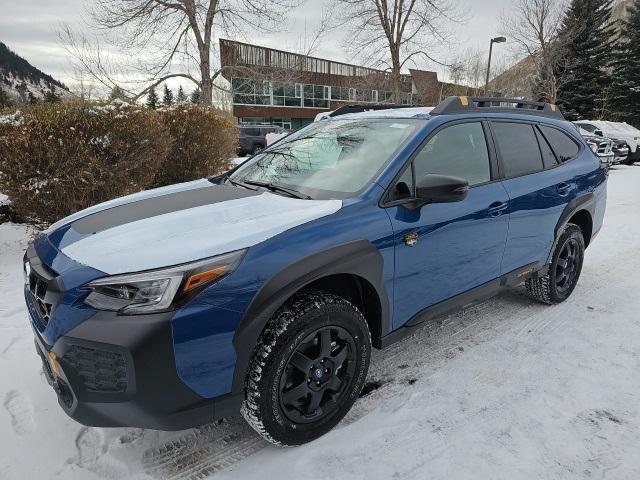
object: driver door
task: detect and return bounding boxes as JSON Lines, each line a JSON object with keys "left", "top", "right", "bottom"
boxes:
{"left": 384, "top": 121, "right": 510, "bottom": 329}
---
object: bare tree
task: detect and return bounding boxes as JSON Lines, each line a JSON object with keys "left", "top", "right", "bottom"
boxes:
{"left": 333, "top": 0, "right": 462, "bottom": 103}
{"left": 62, "top": 0, "right": 300, "bottom": 105}
{"left": 501, "top": 0, "right": 566, "bottom": 103}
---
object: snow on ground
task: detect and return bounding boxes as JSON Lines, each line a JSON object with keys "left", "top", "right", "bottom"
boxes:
{"left": 1, "top": 165, "right": 640, "bottom": 480}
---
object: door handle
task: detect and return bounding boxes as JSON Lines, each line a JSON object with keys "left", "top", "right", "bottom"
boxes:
{"left": 487, "top": 201, "right": 508, "bottom": 217}
{"left": 557, "top": 183, "right": 571, "bottom": 196}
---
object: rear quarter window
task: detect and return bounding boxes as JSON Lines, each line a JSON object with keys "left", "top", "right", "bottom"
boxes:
{"left": 535, "top": 128, "right": 558, "bottom": 169}
{"left": 492, "top": 122, "right": 544, "bottom": 178}
{"left": 539, "top": 126, "right": 580, "bottom": 162}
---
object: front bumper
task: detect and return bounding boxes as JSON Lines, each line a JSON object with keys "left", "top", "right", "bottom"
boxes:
{"left": 31, "top": 309, "right": 242, "bottom": 430}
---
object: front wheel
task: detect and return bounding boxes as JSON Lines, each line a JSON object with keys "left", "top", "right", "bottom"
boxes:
{"left": 241, "top": 290, "right": 371, "bottom": 446}
{"left": 526, "top": 223, "right": 585, "bottom": 304}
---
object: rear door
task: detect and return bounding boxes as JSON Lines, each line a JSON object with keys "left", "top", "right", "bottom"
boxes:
{"left": 492, "top": 121, "right": 578, "bottom": 273}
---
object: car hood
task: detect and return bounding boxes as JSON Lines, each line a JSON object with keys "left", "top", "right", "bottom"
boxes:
{"left": 46, "top": 179, "right": 342, "bottom": 275}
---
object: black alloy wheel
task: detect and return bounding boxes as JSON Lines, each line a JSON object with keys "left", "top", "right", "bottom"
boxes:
{"left": 278, "top": 326, "right": 356, "bottom": 424}
{"left": 241, "top": 290, "right": 371, "bottom": 446}
{"left": 555, "top": 237, "right": 581, "bottom": 295}
{"left": 525, "top": 223, "right": 585, "bottom": 304}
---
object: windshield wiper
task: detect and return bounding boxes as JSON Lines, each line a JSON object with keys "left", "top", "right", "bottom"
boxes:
{"left": 243, "top": 180, "right": 312, "bottom": 200}
{"left": 223, "top": 174, "right": 257, "bottom": 191}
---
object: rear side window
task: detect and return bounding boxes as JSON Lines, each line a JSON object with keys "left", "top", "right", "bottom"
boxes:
{"left": 244, "top": 128, "right": 260, "bottom": 136}
{"left": 539, "top": 126, "right": 580, "bottom": 162}
{"left": 492, "top": 122, "right": 543, "bottom": 178}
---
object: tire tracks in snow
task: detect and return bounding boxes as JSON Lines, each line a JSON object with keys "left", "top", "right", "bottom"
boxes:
{"left": 142, "top": 419, "right": 266, "bottom": 480}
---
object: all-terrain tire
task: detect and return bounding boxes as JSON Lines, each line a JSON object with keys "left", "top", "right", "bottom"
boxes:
{"left": 241, "top": 290, "right": 371, "bottom": 446}
{"left": 526, "top": 223, "right": 585, "bottom": 304}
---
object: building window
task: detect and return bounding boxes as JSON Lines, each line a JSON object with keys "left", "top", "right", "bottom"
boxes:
{"left": 231, "top": 78, "right": 270, "bottom": 105}
{"left": 330, "top": 87, "right": 350, "bottom": 101}
{"left": 303, "top": 84, "right": 329, "bottom": 108}
{"left": 295, "top": 83, "right": 302, "bottom": 98}
{"left": 272, "top": 82, "right": 302, "bottom": 107}
{"left": 271, "top": 118, "right": 293, "bottom": 129}
{"left": 349, "top": 88, "right": 356, "bottom": 101}
{"left": 400, "top": 92, "right": 413, "bottom": 105}
{"left": 372, "top": 90, "right": 378, "bottom": 103}
{"left": 380, "top": 91, "right": 393, "bottom": 103}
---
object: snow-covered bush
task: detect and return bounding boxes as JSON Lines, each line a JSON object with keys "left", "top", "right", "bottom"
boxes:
{"left": 151, "top": 105, "right": 236, "bottom": 187}
{"left": 0, "top": 101, "right": 170, "bottom": 224}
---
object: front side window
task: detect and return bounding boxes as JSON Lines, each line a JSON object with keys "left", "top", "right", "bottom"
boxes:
{"left": 230, "top": 119, "right": 419, "bottom": 199}
{"left": 413, "top": 122, "right": 491, "bottom": 186}
{"left": 492, "top": 122, "right": 544, "bottom": 178}
{"left": 539, "top": 125, "right": 580, "bottom": 162}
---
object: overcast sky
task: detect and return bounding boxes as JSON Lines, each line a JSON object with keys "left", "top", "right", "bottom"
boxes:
{"left": 1, "top": 0, "right": 515, "bottom": 93}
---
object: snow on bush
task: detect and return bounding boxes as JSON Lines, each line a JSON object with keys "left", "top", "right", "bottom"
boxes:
{"left": 0, "top": 101, "right": 170, "bottom": 224}
{"left": 0, "top": 110, "right": 24, "bottom": 127}
{"left": 0, "top": 101, "right": 238, "bottom": 225}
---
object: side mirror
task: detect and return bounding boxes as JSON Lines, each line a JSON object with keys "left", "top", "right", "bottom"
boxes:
{"left": 595, "top": 130, "right": 604, "bottom": 137}
{"left": 415, "top": 174, "right": 469, "bottom": 204}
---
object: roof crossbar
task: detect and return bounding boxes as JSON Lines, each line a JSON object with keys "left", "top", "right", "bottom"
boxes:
{"left": 430, "top": 96, "right": 565, "bottom": 120}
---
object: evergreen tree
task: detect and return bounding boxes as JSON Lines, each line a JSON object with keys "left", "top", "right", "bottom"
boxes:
{"left": 176, "top": 85, "right": 187, "bottom": 103}
{"left": 44, "top": 85, "right": 61, "bottom": 103}
{"left": 610, "top": 0, "right": 640, "bottom": 127}
{"left": 108, "top": 85, "right": 127, "bottom": 102}
{"left": 190, "top": 88, "right": 201, "bottom": 104}
{"left": 0, "top": 87, "right": 12, "bottom": 108}
{"left": 15, "top": 81, "right": 27, "bottom": 102}
{"left": 28, "top": 91, "right": 37, "bottom": 104}
{"left": 162, "top": 84, "right": 174, "bottom": 107}
{"left": 146, "top": 86, "right": 159, "bottom": 109}
{"left": 556, "top": 0, "right": 616, "bottom": 120}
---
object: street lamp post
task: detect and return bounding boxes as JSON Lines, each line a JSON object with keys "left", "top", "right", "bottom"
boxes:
{"left": 485, "top": 36, "right": 506, "bottom": 95}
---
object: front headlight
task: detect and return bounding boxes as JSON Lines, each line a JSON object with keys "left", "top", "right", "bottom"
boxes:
{"left": 83, "top": 250, "right": 246, "bottom": 314}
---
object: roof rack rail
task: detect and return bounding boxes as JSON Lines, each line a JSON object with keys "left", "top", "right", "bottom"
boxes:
{"left": 430, "top": 96, "right": 564, "bottom": 120}
{"left": 328, "top": 104, "right": 414, "bottom": 118}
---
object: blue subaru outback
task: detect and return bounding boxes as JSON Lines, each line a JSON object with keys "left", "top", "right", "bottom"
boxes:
{"left": 24, "top": 97, "right": 607, "bottom": 446}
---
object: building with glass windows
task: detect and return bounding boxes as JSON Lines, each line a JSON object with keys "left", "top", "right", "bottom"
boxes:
{"left": 220, "top": 39, "right": 473, "bottom": 130}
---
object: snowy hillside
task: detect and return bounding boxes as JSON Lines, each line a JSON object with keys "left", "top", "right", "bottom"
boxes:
{"left": 1, "top": 165, "right": 639, "bottom": 479}
{"left": 0, "top": 42, "right": 72, "bottom": 103}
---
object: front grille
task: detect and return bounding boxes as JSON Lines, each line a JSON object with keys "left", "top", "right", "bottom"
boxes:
{"left": 27, "top": 271, "right": 53, "bottom": 324}
{"left": 64, "top": 345, "right": 128, "bottom": 393}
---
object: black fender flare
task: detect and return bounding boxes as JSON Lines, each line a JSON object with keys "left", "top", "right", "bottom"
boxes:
{"left": 230, "top": 239, "right": 390, "bottom": 394}
{"left": 547, "top": 192, "right": 595, "bottom": 264}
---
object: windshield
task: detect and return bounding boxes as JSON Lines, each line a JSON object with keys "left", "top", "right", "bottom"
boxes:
{"left": 229, "top": 119, "right": 420, "bottom": 199}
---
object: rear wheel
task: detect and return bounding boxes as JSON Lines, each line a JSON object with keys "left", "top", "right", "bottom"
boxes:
{"left": 241, "top": 290, "right": 371, "bottom": 446}
{"left": 251, "top": 144, "right": 263, "bottom": 155}
{"left": 526, "top": 223, "right": 585, "bottom": 304}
